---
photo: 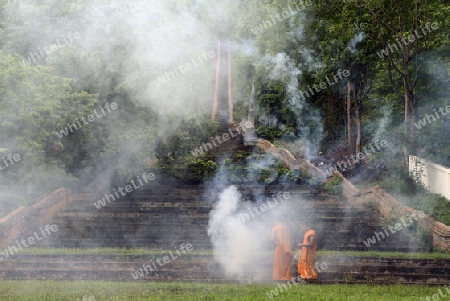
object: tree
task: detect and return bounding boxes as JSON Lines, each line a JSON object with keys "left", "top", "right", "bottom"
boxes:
{"left": 357, "top": 0, "right": 447, "bottom": 163}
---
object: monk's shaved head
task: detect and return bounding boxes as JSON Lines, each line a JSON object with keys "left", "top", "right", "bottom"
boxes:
{"left": 299, "top": 220, "right": 312, "bottom": 231}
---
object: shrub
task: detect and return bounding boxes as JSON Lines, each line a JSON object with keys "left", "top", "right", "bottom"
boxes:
{"left": 324, "top": 175, "right": 343, "bottom": 195}
{"left": 417, "top": 226, "right": 434, "bottom": 252}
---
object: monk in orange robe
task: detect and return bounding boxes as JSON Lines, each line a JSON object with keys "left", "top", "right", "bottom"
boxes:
{"left": 297, "top": 222, "right": 318, "bottom": 282}
{"left": 271, "top": 222, "right": 292, "bottom": 280}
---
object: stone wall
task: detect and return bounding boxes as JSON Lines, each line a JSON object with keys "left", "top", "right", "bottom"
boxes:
{"left": 0, "top": 188, "right": 71, "bottom": 248}
{"left": 0, "top": 206, "right": 30, "bottom": 248}
{"left": 342, "top": 177, "right": 450, "bottom": 251}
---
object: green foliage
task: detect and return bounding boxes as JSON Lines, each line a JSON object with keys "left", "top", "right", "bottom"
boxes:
{"left": 417, "top": 226, "right": 434, "bottom": 253}
{"left": 379, "top": 158, "right": 450, "bottom": 225}
{"left": 378, "top": 164, "right": 418, "bottom": 197}
{"left": 234, "top": 0, "right": 450, "bottom": 193}
{"left": 186, "top": 158, "right": 218, "bottom": 181}
{"left": 280, "top": 169, "right": 302, "bottom": 183}
{"left": 154, "top": 117, "right": 218, "bottom": 182}
{"left": 377, "top": 211, "right": 434, "bottom": 252}
{"left": 427, "top": 195, "right": 450, "bottom": 225}
{"left": 323, "top": 175, "right": 343, "bottom": 195}
{"left": 101, "top": 99, "right": 158, "bottom": 185}
{"left": 255, "top": 126, "right": 283, "bottom": 142}
{"left": 0, "top": 51, "right": 99, "bottom": 196}
{"left": 405, "top": 193, "right": 450, "bottom": 226}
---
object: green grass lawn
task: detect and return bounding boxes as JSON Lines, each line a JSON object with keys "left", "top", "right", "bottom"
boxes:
{"left": 0, "top": 281, "right": 441, "bottom": 301}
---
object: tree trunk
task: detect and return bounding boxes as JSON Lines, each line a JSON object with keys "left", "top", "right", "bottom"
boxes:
{"left": 346, "top": 81, "right": 352, "bottom": 148}
{"left": 403, "top": 71, "right": 416, "bottom": 167}
{"left": 404, "top": 76, "right": 410, "bottom": 136}
{"left": 355, "top": 103, "right": 361, "bottom": 157}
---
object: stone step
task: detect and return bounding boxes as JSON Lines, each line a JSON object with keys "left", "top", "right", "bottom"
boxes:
{"left": 0, "top": 254, "right": 448, "bottom": 284}
{"left": 30, "top": 238, "right": 419, "bottom": 252}
{"left": 62, "top": 203, "right": 374, "bottom": 213}
{"left": 3, "top": 259, "right": 448, "bottom": 271}
{"left": 56, "top": 210, "right": 372, "bottom": 218}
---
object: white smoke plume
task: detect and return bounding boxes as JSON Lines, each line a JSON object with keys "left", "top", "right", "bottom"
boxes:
{"left": 207, "top": 181, "right": 304, "bottom": 281}
{"left": 261, "top": 52, "right": 323, "bottom": 159}
{"left": 347, "top": 32, "right": 365, "bottom": 54}
{"left": 207, "top": 186, "right": 267, "bottom": 277}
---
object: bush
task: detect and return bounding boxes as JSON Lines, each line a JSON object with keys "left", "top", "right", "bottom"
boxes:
{"left": 154, "top": 117, "right": 219, "bottom": 182}
{"left": 417, "top": 226, "right": 434, "bottom": 252}
{"left": 378, "top": 167, "right": 418, "bottom": 197}
{"left": 187, "top": 158, "right": 218, "bottom": 180}
{"left": 398, "top": 192, "right": 450, "bottom": 226}
{"left": 324, "top": 176, "right": 343, "bottom": 195}
{"left": 255, "top": 126, "right": 283, "bottom": 142}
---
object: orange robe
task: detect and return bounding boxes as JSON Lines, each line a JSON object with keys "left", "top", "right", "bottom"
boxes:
{"left": 271, "top": 224, "right": 292, "bottom": 280}
{"left": 298, "top": 229, "right": 318, "bottom": 280}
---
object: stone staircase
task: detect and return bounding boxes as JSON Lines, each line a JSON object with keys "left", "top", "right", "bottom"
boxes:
{"left": 17, "top": 181, "right": 421, "bottom": 252}
{"left": 35, "top": 184, "right": 211, "bottom": 249}
{"left": 0, "top": 175, "right": 435, "bottom": 283}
